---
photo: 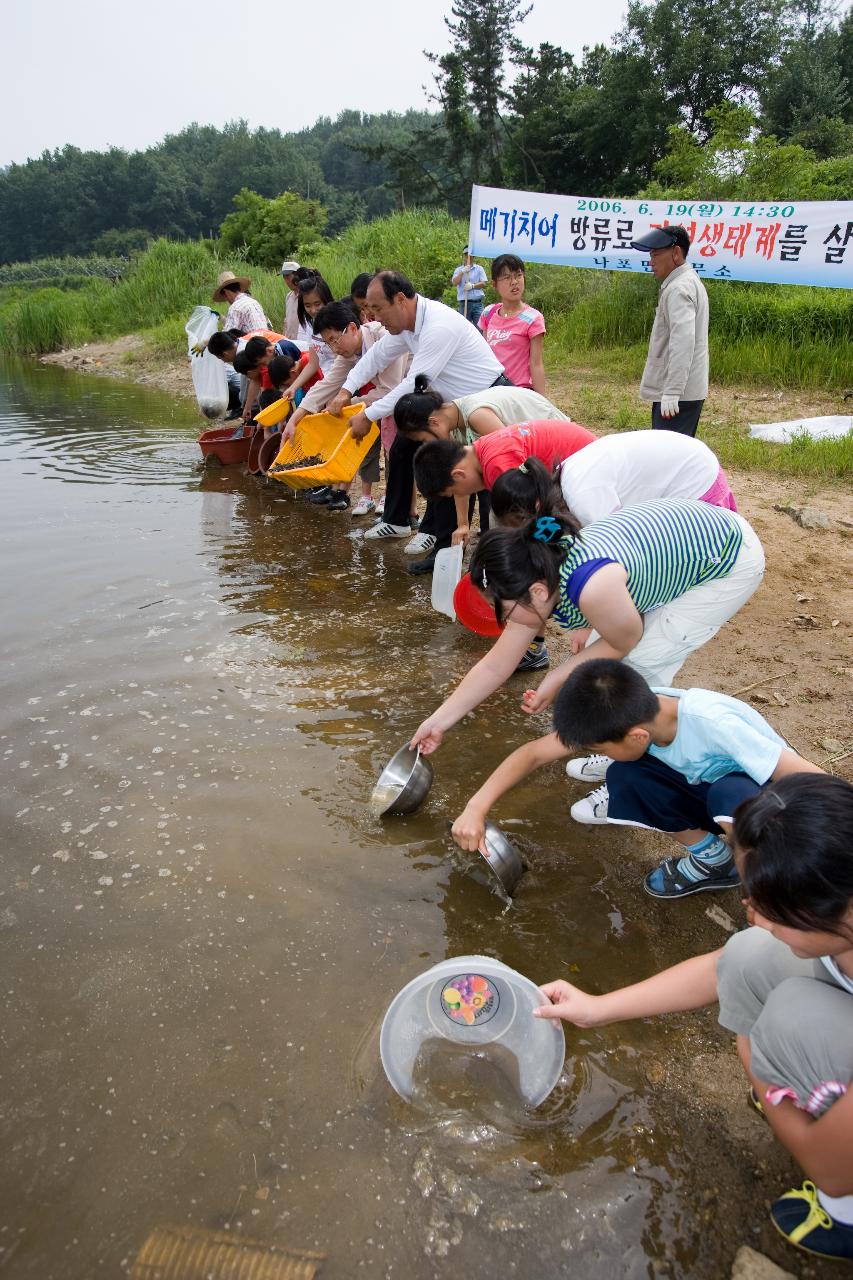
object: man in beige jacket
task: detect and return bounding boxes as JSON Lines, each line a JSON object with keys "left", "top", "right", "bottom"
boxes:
{"left": 632, "top": 225, "right": 709, "bottom": 437}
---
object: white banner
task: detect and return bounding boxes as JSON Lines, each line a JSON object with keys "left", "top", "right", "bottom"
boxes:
{"left": 468, "top": 185, "right": 853, "bottom": 288}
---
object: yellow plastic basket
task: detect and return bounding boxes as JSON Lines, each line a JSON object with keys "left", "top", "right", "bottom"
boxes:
{"left": 267, "top": 404, "right": 378, "bottom": 490}
{"left": 254, "top": 396, "right": 291, "bottom": 427}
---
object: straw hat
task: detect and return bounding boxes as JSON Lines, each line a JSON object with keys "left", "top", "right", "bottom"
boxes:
{"left": 212, "top": 270, "right": 251, "bottom": 301}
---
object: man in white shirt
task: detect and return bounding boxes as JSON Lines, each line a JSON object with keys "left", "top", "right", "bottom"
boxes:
{"left": 631, "top": 226, "right": 709, "bottom": 437}
{"left": 328, "top": 271, "right": 508, "bottom": 564}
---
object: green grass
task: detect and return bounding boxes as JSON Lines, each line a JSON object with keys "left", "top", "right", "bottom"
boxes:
{"left": 563, "top": 357, "right": 852, "bottom": 479}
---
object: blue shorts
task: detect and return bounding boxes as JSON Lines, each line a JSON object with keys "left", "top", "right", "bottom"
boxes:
{"left": 606, "top": 754, "right": 760, "bottom": 832}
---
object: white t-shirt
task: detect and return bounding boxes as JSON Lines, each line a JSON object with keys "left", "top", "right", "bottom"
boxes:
{"left": 454, "top": 387, "right": 569, "bottom": 431}
{"left": 821, "top": 956, "right": 853, "bottom": 994}
{"left": 560, "top": 430, "right": 720, "bottom": 527}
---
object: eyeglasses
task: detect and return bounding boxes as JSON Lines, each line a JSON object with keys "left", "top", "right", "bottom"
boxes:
{"left": 495, "top": 271, "right": 525, "bottom": 284}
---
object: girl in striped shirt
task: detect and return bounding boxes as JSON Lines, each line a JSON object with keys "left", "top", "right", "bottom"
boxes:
{"left": 410, "top": 498, "right": 764, "bottom": 819}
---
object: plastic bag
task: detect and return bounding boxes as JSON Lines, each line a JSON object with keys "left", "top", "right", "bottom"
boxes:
{"left": 186, "top": 307, "right": 228, "bottom": 419}
{"left": 748, "top": 414, "right": 852, "bottom": 444}
{"left": 185, "top": 306, "right": 220, "bottom": 356}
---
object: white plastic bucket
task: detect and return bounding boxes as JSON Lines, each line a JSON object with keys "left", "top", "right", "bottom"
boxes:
{"left": 431, "top": 544, "right": 464, "bottom": 619}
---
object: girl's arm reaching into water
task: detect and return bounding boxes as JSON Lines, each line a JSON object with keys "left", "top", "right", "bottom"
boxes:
{"left": 410, "top": 618, "right": 539, "bottom": 754}
{"left": 522, "top": 564, "right": 643, "bottom": 715}
{"left": 452, "top": 732, "right": 570, "bottom": 852}
{"left": 534, "top": 951, "right": 722, "bottom": 1027}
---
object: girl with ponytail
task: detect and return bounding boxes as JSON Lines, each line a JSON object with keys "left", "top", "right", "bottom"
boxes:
{"left": 410, "top": 497, "right": 765, "bottom": 825}
{"left": 393, "top": 375, "right": 570, "bottom": 444}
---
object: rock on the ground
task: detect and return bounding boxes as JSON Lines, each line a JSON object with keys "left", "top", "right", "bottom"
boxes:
{"left": 731, "top": 1246, "right": 796, "bottom": 1279}
{"left": 774, "top": 504, "right": 851, "bottom": 532}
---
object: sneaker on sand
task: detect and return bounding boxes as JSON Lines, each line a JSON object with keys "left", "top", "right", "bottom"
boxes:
{"left": 566, "top": 754, "right": 612, "bottom": 782}
{"left": 364, "top": 521, "right": 411, "bottom": 540}
{"left": 351, "top": 497, "right": 376, "bottom": 517}
{"left": 570, "top": 784, "right": 610, "bottom": 824}
{"left": 771, "top": 1181, "right": 853, "bottom": 1262}
{"left": 515, "top": 639, "right": 549, "bottom": 672}
{"left": 327, "top": 492, "right": 351, "bottom": 512}
{"left": 405, "top": 532, "right": 437, "bottom": 556}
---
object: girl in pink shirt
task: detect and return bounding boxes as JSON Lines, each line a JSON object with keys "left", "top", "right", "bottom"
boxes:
{"left": 479, "top": 254, "right": 547, "bottom": 393}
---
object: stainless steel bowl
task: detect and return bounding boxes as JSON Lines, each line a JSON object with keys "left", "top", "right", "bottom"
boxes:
{"left": 481, "top": 822, "right": 525, "bottom": 896}
{"left": 371, "top": 744, "right": 434, "bottom": 816}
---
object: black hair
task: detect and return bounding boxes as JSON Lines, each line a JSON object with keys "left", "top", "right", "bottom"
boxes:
{"left": 294, "top": 266, "right": 314, "bottom": 282}
{"left": 257, "top": 388, "right": 283, "bottom": 411}
{"left": 413, "top": 439, "right": 466, "bottom": 498}
{"left": 469, "top": 507, "right": 581, "bottom": 624}
{"left": 243, "top": 335, "right": 271, "bottom": 364}
{"left": 491, "top": 253, "right": 525, "bottom": 280}
{"left": 552, "top": 660, "right": 659, "bottom": 749}
{"left": 393, "top": 373, "right": 444, "bottom": 434}
{"left": 371, "top": 269, "right": 416, "bottom": 302}
{"left": 207, "top": 331, "right": 238, "bottom": 357}
{"left": 267, "top": 354, "right": 297, "bottom": 388}
{"left": 735, "top": 774, "right": 853, "bottom": 939}
{"left": 491, "top": 456, "right": 567, "bottom": 526}
{"left": 350, "top": 272, "right": 374, "bottom": 300}
{"left": 232, "top": 350, "right": 255, "bottom": 375}
{"left": 296, "top": 272, "right": 333, "bottom": 327}
{"left": 312, "top": 300, "right": 359, "bottom": 336}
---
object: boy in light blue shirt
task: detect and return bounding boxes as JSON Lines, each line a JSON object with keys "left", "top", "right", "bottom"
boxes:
{"left": 449, "top": 659, "right": 823, "bottom": 903}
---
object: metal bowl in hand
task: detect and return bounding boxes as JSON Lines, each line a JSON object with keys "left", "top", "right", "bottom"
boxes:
{"left": 481, "top": 822, "right": 525, "bottom": 896}
{"left": 371, "top": 744, "right": 434, "bottom": 816}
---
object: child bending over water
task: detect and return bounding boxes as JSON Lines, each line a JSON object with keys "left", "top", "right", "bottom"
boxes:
{"left": 451, "top": 659, "right": 822, "bottom": 898}
{"left": 534, "top": 772, "right": 853, "bottom": 1263}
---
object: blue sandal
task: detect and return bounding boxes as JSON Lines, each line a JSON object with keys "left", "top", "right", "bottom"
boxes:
{"left": 644, "top": 855, "right": 740, "bottom": 899}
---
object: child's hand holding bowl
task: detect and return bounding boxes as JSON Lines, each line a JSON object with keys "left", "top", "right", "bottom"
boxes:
{"left": 451, "top": 806, "right": 487, "bottom": 853}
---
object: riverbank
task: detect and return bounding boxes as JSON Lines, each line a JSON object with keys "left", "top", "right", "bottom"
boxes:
{"left": 38, "top": 338, "right": 853, "bottom": 789}
{"left": 4, "top": 353, "right": 851, "bottom": 1277}
{"left": 40, "top": 333, "right": 192, "bottom": 398}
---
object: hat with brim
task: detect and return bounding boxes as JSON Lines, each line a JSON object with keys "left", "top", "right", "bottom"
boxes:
{"left": 631, "top": 226, "right": 690, "bottom": 252}
{"left": 280, "top": 260, "right": 300, "bottom": 276}
{"left": 212, "top": 270, "right": 251, "bottom": 301}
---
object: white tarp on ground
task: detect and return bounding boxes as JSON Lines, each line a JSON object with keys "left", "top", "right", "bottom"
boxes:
{"left": 748, "top": 414, "right": 853, "bottom": 443}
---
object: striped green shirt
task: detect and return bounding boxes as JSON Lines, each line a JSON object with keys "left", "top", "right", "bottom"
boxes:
{"left": 553, "top": 499, "right": 744, "bottom": 631}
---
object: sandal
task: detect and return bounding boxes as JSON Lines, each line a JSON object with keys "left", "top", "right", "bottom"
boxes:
{"left": 644, "top": 855, "right": 741, "bottom": 900}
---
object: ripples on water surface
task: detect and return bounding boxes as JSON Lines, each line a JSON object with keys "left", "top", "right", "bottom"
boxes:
{"left": 0, "top": 359, "right": 758, "bottom": 1278}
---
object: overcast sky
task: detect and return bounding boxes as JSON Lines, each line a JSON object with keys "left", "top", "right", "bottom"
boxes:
{"left": 2, "top": 0, "right": 629, "bottom": 167}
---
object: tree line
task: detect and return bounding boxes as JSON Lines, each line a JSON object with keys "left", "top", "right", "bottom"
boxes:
{"left": 1, "top": 0, "right": 851, "bottom": 266}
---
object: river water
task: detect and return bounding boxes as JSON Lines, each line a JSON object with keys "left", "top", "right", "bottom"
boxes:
{"left": 1, "top": 359, "right": 758, "bottom": 1278}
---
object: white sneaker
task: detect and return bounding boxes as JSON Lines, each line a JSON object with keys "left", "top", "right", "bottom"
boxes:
{"left": 364, "top": 521, "right": 411, "bottom": 540}
{"left": 570, "top": 784, "right": 610, "bottom": 825}
{"left": 565, "top": 753, "right": 612, "bottom": 782}
{"left": 351, "top": 497, "right": 376, "bottom": 517}
{"left": 404, "top": 532, "right": 437, "bottom": 556}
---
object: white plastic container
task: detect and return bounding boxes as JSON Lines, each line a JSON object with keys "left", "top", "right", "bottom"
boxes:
{"left": 380, "top": 954, "right": 565, "bottom": 1106}
{"left": 430, "top": 544, "right": 464, "bottom": 620}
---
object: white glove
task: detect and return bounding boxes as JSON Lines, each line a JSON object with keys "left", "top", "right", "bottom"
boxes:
{"left": 463, "top": 280, "right": 474, "bottom": 291}
{"left": 660, "top": 395, "right": 680, "bottom": 418}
